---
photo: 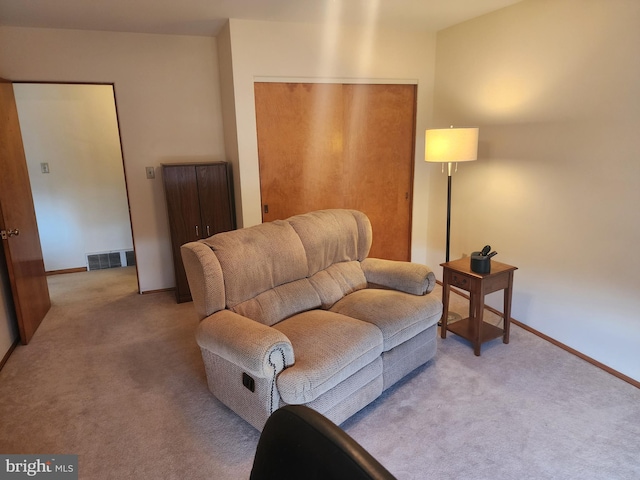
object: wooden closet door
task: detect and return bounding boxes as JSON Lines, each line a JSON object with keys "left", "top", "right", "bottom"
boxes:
{"left": 342, "top": 84, "right": 416, "bottom": 261}
{"left": 255, "top": 83, "right": 345, "bottom": 222}
{"left": 255, "top": 82, "right": 416, "bottom": 261}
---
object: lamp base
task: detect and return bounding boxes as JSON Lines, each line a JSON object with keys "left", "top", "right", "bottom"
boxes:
{"left": 438, "top": 311, "right": 462, "bottom": 327}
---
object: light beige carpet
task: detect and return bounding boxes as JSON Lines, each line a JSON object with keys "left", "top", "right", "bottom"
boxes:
{"left": 1, "top": 267, "right": 638, "bottom": 479}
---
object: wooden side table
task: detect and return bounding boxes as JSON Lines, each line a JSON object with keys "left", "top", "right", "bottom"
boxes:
{"left": 440, "top": 257, "right": 517, "bottom": 356}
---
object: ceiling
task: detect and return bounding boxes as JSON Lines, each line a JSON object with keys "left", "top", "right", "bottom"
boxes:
{"left": 0, "top": 0, "right": 522, "bottom": 37}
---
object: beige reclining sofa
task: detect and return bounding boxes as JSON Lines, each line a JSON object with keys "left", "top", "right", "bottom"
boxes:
{"left": 181, "top": 209, "right": 442, "bottom": 430}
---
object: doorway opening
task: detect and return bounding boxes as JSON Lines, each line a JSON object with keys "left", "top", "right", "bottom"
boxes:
{"left": 13, "top": 83, "right": 138, "bottom": 290}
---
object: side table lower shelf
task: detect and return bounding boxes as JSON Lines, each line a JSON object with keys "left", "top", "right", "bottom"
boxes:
{"left": 447, "top": 318, "right": 504, "bottom": 346}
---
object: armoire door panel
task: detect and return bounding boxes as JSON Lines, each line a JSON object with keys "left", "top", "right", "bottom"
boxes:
{"left": 162, "top": 165, "right": 203, "bottom": 303}
{"left": 196, "top": 164, "right": 234, "bottom": 237}
{"left": 255, "top": 82, "right": 416, "bottom": 261}
{"left": 163, "top": 166, "right": 202, "bottom": 242}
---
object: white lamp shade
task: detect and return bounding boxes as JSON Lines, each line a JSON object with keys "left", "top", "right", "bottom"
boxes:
{"left": 425, "top": 127, "right": 479, "bottom": 163}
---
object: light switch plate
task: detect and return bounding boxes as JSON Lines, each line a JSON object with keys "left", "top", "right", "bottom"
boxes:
{"left": 41, "top": 162, "right": 50, "bottom": 174}
{"left": 145, "top": 166, "right": 155, "bottom": 179}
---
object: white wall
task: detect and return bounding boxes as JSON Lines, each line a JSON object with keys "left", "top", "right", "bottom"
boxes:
{"left": 0, "top": 26, "right": 225, "bottom": 292}
{"left": 222, "top": 18, "right": 437, "bottom": 263}
{"left": 14, "top": 84, "right": 133, "bottom": 272}
{"left": 429, "top": 0, "right": 640, "bottom": 381}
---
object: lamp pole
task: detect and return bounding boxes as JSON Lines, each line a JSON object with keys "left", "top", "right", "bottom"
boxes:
{"left": 446, "top": 162, "right": 453, "bottom": 263}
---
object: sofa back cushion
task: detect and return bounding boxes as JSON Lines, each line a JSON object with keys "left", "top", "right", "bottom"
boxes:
{"left": 288, "top": 210, "right": 372, "bottom": 275}
{"left": 190, "top": 209, "right": 373, "bottom": 324}
{"left": 232, "top": 278, "right": 321, "bottom": 326}
{"left": 203, "top": 220, "right": 309, "bottom": 309}
{"left": 309, "top": 261, "right": 367, "bottom": 309}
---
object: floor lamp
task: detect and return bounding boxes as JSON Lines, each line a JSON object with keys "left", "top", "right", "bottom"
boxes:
{"left": 425, "top": 127, "right": 479, "bottom": 325}
{"left": 425, "top": 126, "right": 479, "bottom": 263}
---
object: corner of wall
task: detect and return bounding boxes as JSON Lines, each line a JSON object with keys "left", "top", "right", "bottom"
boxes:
{"left": 217, "top": 21, "right": 244, "bottom": 228}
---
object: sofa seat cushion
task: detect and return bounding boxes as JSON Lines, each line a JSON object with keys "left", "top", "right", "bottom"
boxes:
{"left": 330, "top": 288, "right": 442, "bottom": 351}
{"left": 273, "top": 310, "right": 383, "bottom": 404}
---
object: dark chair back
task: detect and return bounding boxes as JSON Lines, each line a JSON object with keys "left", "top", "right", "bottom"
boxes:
{"left": 250, "top": 405, "right": 397, "bottom": 480}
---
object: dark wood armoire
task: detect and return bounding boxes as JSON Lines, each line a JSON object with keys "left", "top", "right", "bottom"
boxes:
{"left": 162, "top": 162, "right": 235, "bottom": 303}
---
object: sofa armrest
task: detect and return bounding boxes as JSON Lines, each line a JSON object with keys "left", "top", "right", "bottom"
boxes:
{"left": 181, "top": 241, "right": 226, "bottom": 320}
{"left": 362, "top": 257, "right": 436, "bottom": 295}
{"left": 196, "top": 310, "right": 295, "bottom": 378}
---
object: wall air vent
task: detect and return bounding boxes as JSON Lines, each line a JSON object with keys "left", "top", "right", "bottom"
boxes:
{"left": 87, "top": 250, "right": 135, "bottom": 271}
